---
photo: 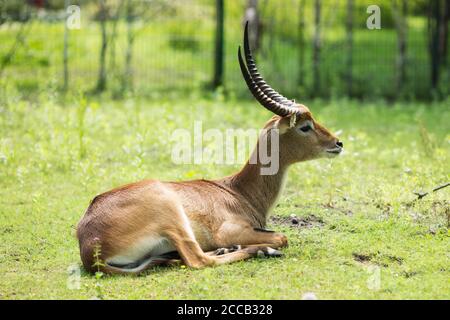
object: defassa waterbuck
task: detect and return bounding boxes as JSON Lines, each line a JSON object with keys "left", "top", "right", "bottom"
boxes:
{"left": 77, "top": 23, "right": 343, "bottom": 274}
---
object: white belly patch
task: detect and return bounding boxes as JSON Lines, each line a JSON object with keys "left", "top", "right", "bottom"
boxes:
{"left": 107, "top": 236, "right": 176, "bottom": 266}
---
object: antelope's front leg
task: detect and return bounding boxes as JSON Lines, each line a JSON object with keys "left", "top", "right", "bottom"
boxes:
{"left": 215, "top": 221, "right": 288, "bottom": 249}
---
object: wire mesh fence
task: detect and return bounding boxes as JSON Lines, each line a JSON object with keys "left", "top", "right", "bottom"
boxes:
{"left": 0, "top": 0, "right": 448, "bottom": 100}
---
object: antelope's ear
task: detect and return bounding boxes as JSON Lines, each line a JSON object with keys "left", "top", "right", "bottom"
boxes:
{"left": 273, "top": 115, "right": 294, "bottom": 134}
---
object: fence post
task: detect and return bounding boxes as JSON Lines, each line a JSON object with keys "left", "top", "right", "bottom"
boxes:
{"left": 63, "top": 0, "right": 70, "bottom": 91}
{"left": 96, "top": 0, "right": 108, "bottom": 92}
{"left": 393, "top": 0, "right": 408, "bottom": 95}
{"left": 244, "top": 0, "right": 260, "bottom": 52}
{"left": 345, "top": 0, "right": 354, "bottom": 97}
{"left": 297, "top": 0, "right": 306, "bottom": 88}
{"left": 428, "top": 0, "right": 447, "bottom": 91}
{"left": 213, "top": 0, "right": 225, "bottom": 89}
{"left": 312, "top": 0, "right": 321, "bottom": 95}
{"left": 123, "top": 0, "right": 134, "bottom": 93}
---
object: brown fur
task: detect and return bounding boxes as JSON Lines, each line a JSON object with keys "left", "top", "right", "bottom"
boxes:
{"left": 77, "top": 106, "right": 341, "bottom": 274}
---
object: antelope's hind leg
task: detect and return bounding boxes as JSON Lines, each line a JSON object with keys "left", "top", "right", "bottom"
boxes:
{"left": 210, "top": 245, "right": 284, "bottom": 266}
{"left": 216, "top": 221, "right": 289, "bottom": 249}
{"left": 164, "top": 220, "right": 284, "bottom": 268}
{"left": 210, "top": 244, "right": 282, "bottom": 257}
{"left": 161, "top": 205, "right": 287, "bottom": 268}
{"left": 199, "top": 221, "right": 288, "bottom": 264}
{"left": 163, "top": 205, "right": 216, "bottom": 269}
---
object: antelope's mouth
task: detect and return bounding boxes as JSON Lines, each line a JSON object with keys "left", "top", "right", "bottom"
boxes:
{"left": 326, "top": 148, "right": 343, "bottom": 156}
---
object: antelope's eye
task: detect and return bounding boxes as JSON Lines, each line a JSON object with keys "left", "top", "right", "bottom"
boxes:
{"left": 300, "top": 125, "right": 312, "bottom": 132}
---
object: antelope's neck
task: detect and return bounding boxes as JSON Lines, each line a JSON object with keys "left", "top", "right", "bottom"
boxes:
{"left": 223, "top": 157, "right": 289, "bottom": 226}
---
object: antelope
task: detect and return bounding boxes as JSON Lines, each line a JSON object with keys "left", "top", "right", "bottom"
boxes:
{"left": 76, "top": 23, "right": 343, "bottom": 275}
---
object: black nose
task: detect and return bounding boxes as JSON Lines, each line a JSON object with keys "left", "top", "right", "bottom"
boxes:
{"left": 336, "top": 141, "right": 343, "bottom": 148}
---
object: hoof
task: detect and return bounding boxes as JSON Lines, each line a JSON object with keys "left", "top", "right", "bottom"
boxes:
{"left": 214, "top": 248, "right": 227, "bottom": 255}
{"left": 214, "top": 245, "right": 242, "bottom": 256}
{"left": 257, "top": 247, "right": 283, "bottom": 258}
{"left": 265, "top": 247, "right": 283, "bottom": 257}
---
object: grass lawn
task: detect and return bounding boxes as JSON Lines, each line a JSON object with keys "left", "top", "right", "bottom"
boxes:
{"left": 0, "top": 92, "right": 448, "bottom": 300}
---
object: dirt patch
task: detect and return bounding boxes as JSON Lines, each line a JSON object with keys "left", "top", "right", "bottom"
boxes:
{"left": 352, "top": 253, "right": 373, "bottom": 263}
{"left": 401, "top": 271, "right": 419, "bottom": 278}
{"left": 384, "top": 254, "right": 404, "bottom": 265}
{"left": 269, "top": 214, "right": 325, "bottom": 229}
{"left": 321, "top": 203, "right": 354, "bottom": 216}
{"left": 352, "top": 251, "right": 404, "bottom": 267}
{"left": 406, "top": 200, "right": 449, "bottom": 234}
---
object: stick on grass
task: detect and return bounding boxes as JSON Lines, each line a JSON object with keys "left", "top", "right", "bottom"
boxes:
{"left": 413, "top": 182, "right": 450, "bottom": 200}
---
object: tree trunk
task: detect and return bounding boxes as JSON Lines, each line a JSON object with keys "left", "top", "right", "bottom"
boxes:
{"left": 439, "top": 0, "right": 449, "bottom": 67}
{"left": 345, "top": 0, "right": 353, "bottom": 96}
{"left": 312, "top": 0, "right": 321, "bottom": 95}
{"left": 0, "top": 14, "right": 32, "bottom": 77}
{"left": 109, "top": 0, "right": 124, "bottom": 72}
{"left": 212, "top": 0, "right": 225, "bottom": 89}
{"left": 63, "top": 0, "right": 69, "bottom": 91}
{"left": 427, "top": 0, "right": 448, "bottom": 90}
{"left": 244, "top": 0, "right": 261, "bottom": 52}
{"left": 96, "top": 0, "right": 108, "bottom": 92}
{"left": 122, "top": 0, "right": 134, "bottom": 93}
{"left": 297, "top": 0, "right": 305, "bottom": 87}
{"left": 393, "top": 0, "right": 407, "bottom": 94}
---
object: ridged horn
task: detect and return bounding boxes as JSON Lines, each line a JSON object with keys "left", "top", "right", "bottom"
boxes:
{"left": 238, "top": 46, "right": 292, "bottom": 117}
{"left": 242, "top": 21, "right": 298, "bottom": 116}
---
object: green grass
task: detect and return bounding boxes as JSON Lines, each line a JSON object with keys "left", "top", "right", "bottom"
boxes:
{"left": 0, "top": 91, "right": 449, "bottom": 299}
